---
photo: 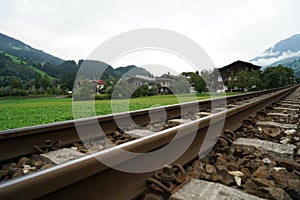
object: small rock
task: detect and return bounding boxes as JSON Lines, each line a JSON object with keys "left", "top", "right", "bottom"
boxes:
{"left": 243, "top": 179, "right": 258, "bottom": 194}
{"left": 12, "top": 169, "right": 23, "bottom": 178}
{"left": 234, "top": 176, "right": 242, "bottom": 187}
{"left": 248, "top": 160, "right": 264, "bottom": 171}
{"left": 200, "top": 172, "right": 212, "bottom": 181}
{"left": 212, "top": 170, "right": 235, "bottom": 186}
{"left": 237, "top": 158, "right": 249, "bottom": 167}
{"left": 284, "top": 129, "right": 296, "bottom": 135}
{"left": 280, "top": 137, "right": 291, "bottom": 144}
{"left": 17, "top": 157, "right": 29, "bottom": 167}
{"left": 0, "top": 169, "right": 9, "bottom": 177}
{"left": 228, "top": 171, "right": 244, "bottom": 177}
{"left": 275, "top": 158, "right": 300, "bottom": 171}
{"left": 205, "top": 164, "right": 217, "bottom": 174}
{"left": 262, "top": 158, "right": 273, "bottom": 165}
{"left": 263, "top": 128, "right": 281, "bottom": 138}
{"left": 22, "top": 165, "right": 36, "bottom": 174}
{"left": 215, "top": 163, "right": 227, "bottom": 171}
{"left": 219, "top": 138, "right": 228, "bottom": 147}
{"left": 113, "top": 130, "right": 121, "bottom": 137}
{"left": 40, "top": 163, "right": 54, "bottom": 170}
{"left": 240, "top": 168, "right": 251, "bottom": 179}
{"left": 251, "top": 178, "right": 276, "bottom": 187}
{"left": 252, "top": 166, "right": 269, "bottom": 179}
{"left": 192, "top": 160, "right": 201, "bottom": 168}
{"left": 258, "top": 187, "right": 292, "bottom": 200}
{"left": 33, "top": 161, "right": 43, "bottom": 168}
{"left": 285, "top": 179, "right": 300, "bottom": 199}
{"left": 297, "top": 149, "right": 300, "bottom": 156}
{"left": 8, "top": 163, "right": 19, "bottom": 176}
{"left": 227, "top": 162, "right": 239, "bottom": 171}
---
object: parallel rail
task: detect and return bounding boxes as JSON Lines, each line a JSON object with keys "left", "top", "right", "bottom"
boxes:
{"left": 0, "top": 86, "right": 293, "bottom": 162}
{"left": 0, "top": 85, "right": 298, "bottom": 200}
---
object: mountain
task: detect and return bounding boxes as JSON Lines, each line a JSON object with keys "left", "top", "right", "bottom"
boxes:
{"left": 77, "top": 60, "right": 152, "bottom": 80}
{"left": 0, "top": 53, "right": 38, "bottom": 81}
{"left": 0, "top": 33, "right": 153, "bottom": 96}
{"left": 250, "top": 34, "right": 300, "bottom": 77}
{"left": 0, "top": 33, "right": 64, "bottom": 66}
{"left": 115, "top": 65, "right": 152, "bottom": 78}
{"left": 271, "top": 57, "right": 300, "bottom": 75}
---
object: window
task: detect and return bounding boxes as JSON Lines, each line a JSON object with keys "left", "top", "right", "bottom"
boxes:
{"left": 217, "top": 76, "right": 223, "bottom": 82}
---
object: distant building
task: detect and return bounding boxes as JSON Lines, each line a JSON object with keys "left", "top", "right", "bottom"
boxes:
{"left": 126, "top": 73, "right": 177, "bottom": 94}
{"left": 217, "top": 60, "right": 261, "bottom": 92}
{"left": 126, "top": 75, "right": 156, "bottom": 86}
{"left": 77, "top": 79, "right": 105, "bottom": 94}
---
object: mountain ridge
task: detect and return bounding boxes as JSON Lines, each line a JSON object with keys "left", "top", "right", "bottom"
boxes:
{"left": 0, "top": 33, "right": 64, "bottom": 66}
{"left": 250, "top": 33, "right": 300, "bottom": 77}
{"left": 0, "top": 33, "right": 153, "bottom": 93}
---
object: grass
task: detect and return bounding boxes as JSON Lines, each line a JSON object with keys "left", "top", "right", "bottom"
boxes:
{"left": 0, "top": 92, "right": 242, "bottom": 130}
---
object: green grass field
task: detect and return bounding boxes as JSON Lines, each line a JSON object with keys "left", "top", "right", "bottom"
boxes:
{"left": 0, "top": 92, "right": 240, "bottom": 130}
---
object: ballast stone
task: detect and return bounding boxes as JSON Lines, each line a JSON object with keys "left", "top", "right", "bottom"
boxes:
{"left": 232, "top": 138, "right": 295, "bottom": 158}
{"left": 266, "top": 113, "right": 289, "bottom": 119}
{"left": 40, "top": 148, "right": 85, "bottom": 165}
{"left": 125, "top": 129, "right": 155, "bottom": 138}
{"left": 256, "top": 121, "right": 298, "bottom": 129}
{"left": 169, "top": 178, "right": 264, "bottom": 200}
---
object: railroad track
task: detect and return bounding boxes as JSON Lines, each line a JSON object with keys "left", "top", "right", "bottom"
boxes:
{"left": 0, "top": 85, "right": 298, "bottom": 199}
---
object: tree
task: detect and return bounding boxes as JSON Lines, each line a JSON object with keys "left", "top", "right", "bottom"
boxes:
{"left": 111, "top": 80, "right": 134, "bottom": 99}
{"left": 227, "top": 75, "right": 235, "bottom": 92}
{"left": 201, "top": 69, "right": 219, "bottom": 92}
{"left": 235, "top": 69, "right": 261, "bottom": 91}
{"left": 173, "top": 76, "right": 190, "bottom": 94}
{"left": 191, "top": 73, "right": 206, "bottom": 93}
{"left": 10, "top": 76, "right": 23, "bottom": 89}
{"left": 73, "top": 81, "right": 95, "bottom": 100}
{"left": 263, "top": 65, "right": 295, "bottom": 89}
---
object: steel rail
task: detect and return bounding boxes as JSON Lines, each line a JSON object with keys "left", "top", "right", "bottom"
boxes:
{"left": 0, "top": 86, "right": 293, "bottom": 162}
{"left": 0, "top": 85, "right": 297, "bottom": 200}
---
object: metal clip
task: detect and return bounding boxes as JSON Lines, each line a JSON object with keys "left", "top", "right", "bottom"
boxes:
{"left": 145, "top": 163, "right": 190, "bottom": 195}
{"left": 34, "top": 140, "right": 62, "bottom": 153}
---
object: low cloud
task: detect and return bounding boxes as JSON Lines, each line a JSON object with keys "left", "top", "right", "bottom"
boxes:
{"left": 252, "top": 50, "right": 300, "bottom": 66}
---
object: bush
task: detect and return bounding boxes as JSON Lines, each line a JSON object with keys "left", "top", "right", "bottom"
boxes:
{"left": 94, "top": 94, "right": 110, "bottom": 100}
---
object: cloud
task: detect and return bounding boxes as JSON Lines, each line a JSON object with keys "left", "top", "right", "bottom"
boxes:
{"left": 252, "top": 50, "right": 300, "bottom": 66}
{"left": 1, "top": 0, "right": 300, "bottom": 67}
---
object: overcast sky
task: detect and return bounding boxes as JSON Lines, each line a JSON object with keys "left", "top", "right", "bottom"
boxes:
{"left": 1, "top": 0, "right": 300, "bottom": 73}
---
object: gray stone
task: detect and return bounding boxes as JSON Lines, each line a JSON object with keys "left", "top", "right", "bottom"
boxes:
{"left": 194, "top": 112, "right": 212, "bottom": 117}
{"left": 281, "top": 100, "right": 300, "bottom": 104}
{"left": 266, "top": 113, "right": 289, "bottom": 119}
{"left": 232, "top": 138, "right": 295, "bottom": 158}
{"left": 274, "top": 107, "right": 298, "bottom": 112}
{"left": 280, "top": 103, "right": 300, "bottom": 108}
{"left": 125, "top": 129, "right": 155, "bottom": 138}
{"left": 166, "top": 119, "right": 192, "bottom": 127}
{"left": 169, "top": 178, "right": 264, "bottom": 200}
{"left": 41, "top": 148, "right": 85, "bottom": 165}
{"left": 256, "top": 121, "right": 298, "bottom": 129}
{"left": 213, "top": 107, "right": 227, "bottom": 112}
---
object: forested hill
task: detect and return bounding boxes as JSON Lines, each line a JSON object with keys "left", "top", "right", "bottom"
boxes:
{"left": 0, "top": 33, "right": 64, "bottom": 66}
{"left": 0, "top": 32, "right": 153, "bottom": 96}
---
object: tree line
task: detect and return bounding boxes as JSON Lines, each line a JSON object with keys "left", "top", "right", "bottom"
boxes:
{"left": 74, "top": 65, "right": 297, "bottom": 100}
{"left": 228, "top": 65, "right": 296, "bottom": 91}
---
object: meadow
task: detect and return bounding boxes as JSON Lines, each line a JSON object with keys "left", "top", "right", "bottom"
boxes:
{"left": 0, "top": 92, "right": 240, "bottom": 130}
